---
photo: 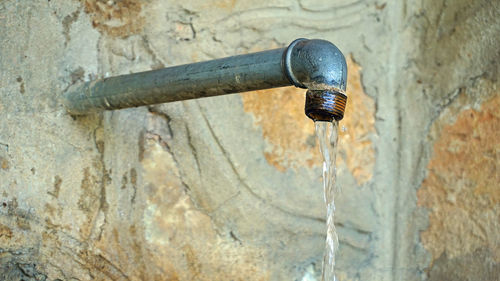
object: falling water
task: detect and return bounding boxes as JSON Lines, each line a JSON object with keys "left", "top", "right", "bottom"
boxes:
{"left": 315, "top": 121, "right": 340, "bottom": 281}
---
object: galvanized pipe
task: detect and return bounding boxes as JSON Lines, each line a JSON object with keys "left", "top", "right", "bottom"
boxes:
{"left": 63, "top": 38, "right": 348, "bottom": 121}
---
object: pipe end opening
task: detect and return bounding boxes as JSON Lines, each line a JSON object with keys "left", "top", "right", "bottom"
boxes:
{"left": 305, "top": 90, "right": 347, "bottom": 122}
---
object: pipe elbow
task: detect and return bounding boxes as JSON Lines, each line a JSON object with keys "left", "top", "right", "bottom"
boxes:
{"left": 284, "top": 39, "right": 348, "bottom": 122}
{"left": 284, "top": 39, "right": 347, "bottom": 92}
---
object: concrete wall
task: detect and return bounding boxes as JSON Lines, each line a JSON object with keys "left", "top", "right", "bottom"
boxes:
{"left": 0, "top": 0, "right": 498, "bottom": 280}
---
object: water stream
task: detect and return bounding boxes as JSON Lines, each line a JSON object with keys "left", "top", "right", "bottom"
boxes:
{"left": 315, "top": 121, "right": 340, "bottom": 281}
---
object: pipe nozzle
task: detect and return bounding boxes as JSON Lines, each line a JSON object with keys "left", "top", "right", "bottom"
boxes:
{"left": 305, "top": 90, "right": 347, "bottom": 122}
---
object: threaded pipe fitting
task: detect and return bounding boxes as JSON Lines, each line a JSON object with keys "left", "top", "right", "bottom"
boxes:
{"left": 305, "top": 90, "right": 347, "bottom": 122}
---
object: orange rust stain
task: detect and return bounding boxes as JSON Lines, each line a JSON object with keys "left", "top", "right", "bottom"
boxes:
{"left": 0, "top": 224, "right": 13, "bottom": 239}
{"left": 212, "top": 0, "right": 237, "bottom": 11}
{"left": 418, "top": 94, "right": 500, "bottom": 263}
{"left": 241, "top": 87, "right": 313, "bottom": 172}
{"left": 0, "top": 157, "right": 9, "bottom": 170}
{"left": 241, "top": 55, "right": 376, "bottom": 185}
{"left": 84, "top": 0, "right": 145, "bottom": 37}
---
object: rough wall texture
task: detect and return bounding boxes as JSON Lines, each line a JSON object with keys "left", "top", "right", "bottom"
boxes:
{"left": 0, "top": 1, "right": 498, "bottom": 281}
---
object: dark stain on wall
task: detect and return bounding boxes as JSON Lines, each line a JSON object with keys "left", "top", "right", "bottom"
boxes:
{"left": 16, "top": 76, "right": 25, "bottom": 94}
{"left": 62, "top": 9, "right": 80, "bottom": 46}
{"left": 427, "top": 248, "right": 500, "bottom": 281}
{"left": 83, "top": 0, "right": 145, "bottom": 37}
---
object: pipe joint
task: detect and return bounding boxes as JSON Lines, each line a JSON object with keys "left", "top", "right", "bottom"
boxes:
{"left": 284, "top": 39, "right": 347, "bottom": 92}
{"left": 284, "top": 39, "right": 348, "bottom": 122}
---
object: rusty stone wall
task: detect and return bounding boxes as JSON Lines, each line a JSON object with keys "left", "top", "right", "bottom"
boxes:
{"left": 0, "top": 0, "right": 498, "bottom": 280}
{"left": 393, "top": 0, "right": 500, "bottom": 280}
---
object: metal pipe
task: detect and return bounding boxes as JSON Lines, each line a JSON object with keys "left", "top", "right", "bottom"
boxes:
{"left": 63, "top": 38, "right": 348, "bottom": 121}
